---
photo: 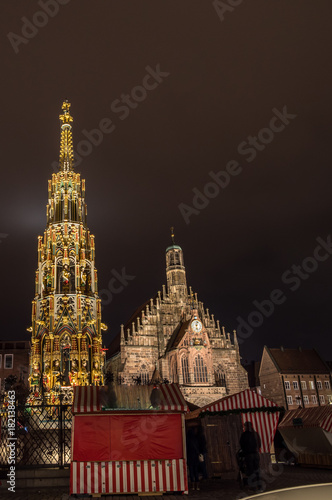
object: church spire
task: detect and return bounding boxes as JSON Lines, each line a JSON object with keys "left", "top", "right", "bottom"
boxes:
{"left": 59, "top": 100, "right": 74, "bottom": 172}
{"left": 165, "top": 229, "right": 187, "bottom": 297}
{"left": 170, "top": 226, "right": 175, "bottom": 245}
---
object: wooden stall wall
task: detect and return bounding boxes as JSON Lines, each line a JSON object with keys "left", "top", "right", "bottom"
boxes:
{"left": 201, "top": 414, "right": 242, "bottom": 477}
{"left": 199, "top": 414, "right": 272, "bottom": 477}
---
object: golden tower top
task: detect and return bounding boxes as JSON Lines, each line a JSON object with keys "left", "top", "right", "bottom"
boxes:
{"left": 59, "top": 100, "right": 74, "bottom": 172}
{"left": 170, "top": 226, "right": 175, "bottom": 245}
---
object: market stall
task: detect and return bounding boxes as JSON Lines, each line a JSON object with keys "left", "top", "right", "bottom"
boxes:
{"left": 278, "top": 406, "right": 332, "bottom": 467}
{"left": 70, "top": 383, "right": 189, "bottom": 495}
{"left": 186, "top": 389, "right": 281, "bottom": 476}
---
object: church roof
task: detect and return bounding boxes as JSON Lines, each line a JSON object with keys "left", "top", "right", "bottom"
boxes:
{"left": 166, "top": 244, "right": 182, "bottom": 252}
{"left": 107, "top": 294, "right": 158, "bottom": 359}
{"left": 166, "top": 319, "right": 190, "bottom": 352}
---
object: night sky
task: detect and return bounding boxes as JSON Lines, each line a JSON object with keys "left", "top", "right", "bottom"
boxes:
{"left": 1, "top": 1, "right": 332, "bottom": 363}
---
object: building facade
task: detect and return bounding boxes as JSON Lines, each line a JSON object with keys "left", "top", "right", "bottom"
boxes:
{"left": 107, "top": 235, "right": 248, "bottom": 406}
{"left": 28, "top": 101, "right": 106, "bottom": 404}
{"left": 0, "top": 341, "right": 30, "bottom": 392}
{"left": 259, "top": 346, "right": 332, "bottom": 409}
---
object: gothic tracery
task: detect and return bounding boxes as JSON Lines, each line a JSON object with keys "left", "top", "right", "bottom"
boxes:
{"left": 28, "top": 101, "right": 105, "bottom": 404}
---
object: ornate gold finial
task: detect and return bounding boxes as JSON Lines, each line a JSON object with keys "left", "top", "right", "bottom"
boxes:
{"left": 170, "top": 226, "right": 175, "bottom": 245}
{"left": 59, "top": 100, "right": 74, "bottom": 171}
{"left": 59, "top": 100, "right": 73, "bottom": 125}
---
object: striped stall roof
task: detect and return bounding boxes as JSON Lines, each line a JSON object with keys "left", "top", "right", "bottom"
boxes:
{"left": 70, "top": 459, "right": 188, "bottom": 495}
{"left": 73, "top": 386, "right": 101, "bottom": 413}
{"left": 322, "top": 413, "right": 332, "bottom": 433}
{"left": 73, "top": 384, "right": 188, "bottom": 414}
{"left": 203, "top": 389, "right": 277, "bottom": 412}
{"left": 279, "top": 406, "right": 332, "bottom": 433}
{"left": 186, "top": 389, "right": 279, "bottom": 453}
{"left": 159, "top": 383, "right": 188, "bottom": 412}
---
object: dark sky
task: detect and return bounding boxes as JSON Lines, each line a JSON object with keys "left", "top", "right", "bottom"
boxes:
{"left": 1, "top": 1, "right": 332, "bottom": 362}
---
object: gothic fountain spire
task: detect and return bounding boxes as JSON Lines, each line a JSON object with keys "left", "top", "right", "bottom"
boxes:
{"left": 27, "top": 101, "right": 106, "bottom": 405}
{"left": 59, "top": 100, "right": 74, "bottom": 172}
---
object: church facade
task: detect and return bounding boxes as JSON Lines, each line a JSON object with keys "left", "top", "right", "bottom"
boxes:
{"left": 28, "top": 101, "right": 106, "bottom": 404}
{"left": 107, "top": 234, "right": 248, "bottom": 407}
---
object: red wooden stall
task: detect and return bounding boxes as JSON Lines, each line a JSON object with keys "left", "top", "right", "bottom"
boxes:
{"left": 70, "top": 384, "right": 189, "bottom": 495}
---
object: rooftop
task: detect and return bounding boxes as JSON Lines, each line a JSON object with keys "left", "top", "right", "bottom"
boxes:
{"left": 265, "top": 347, "right": 329, "bottom": 374}
{"left": 166, "top": 244, "right": 182, "bottom": 252}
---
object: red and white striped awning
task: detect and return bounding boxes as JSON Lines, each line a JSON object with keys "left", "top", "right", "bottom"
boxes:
{"left": 204, "top": 389, "right": 277, "bottom": 412}
{"left": 279, "top": 406, "right": 332, "bottom": 433}
{"left": 71, "top": 459, "right": 188, "bottom": 495}
{"left": 159, "top": 383, "right": 188, "bottom": 412}
{"left": 187, "top": 389, "right": 279, "bottom": 453}
{"left": 73, "top": 384, "right": 188, "bottom": 414}
{"left": 73, "top": 386, "right": 101, "bottom": 413}
{"left": 322, "top": 412, "right": 332, "bottom": 433}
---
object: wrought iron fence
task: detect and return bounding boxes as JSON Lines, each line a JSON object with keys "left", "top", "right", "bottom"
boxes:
{"left": 0, "top": 404, "right": 72, "bottom": 468}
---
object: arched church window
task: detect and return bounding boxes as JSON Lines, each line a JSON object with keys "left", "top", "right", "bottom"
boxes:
{"left": 194, "top": 354, "right": 208, "bottom": 383}
{"left": 173, "top": 252, "right": 180, "bottom": 265}
{"left": 137, "top": 364, "right": 149, "bottom": 385}
{"left": 171, "top": 357, "right": 178, "bottom": 383}
{"left": 215, "top": 366, "right": 226, "bottom": 387}
{"left": 168, "top": 251, "right": 180, "bottom": 267}
{"left": 181, "top": 356, "right": 190, "bottom": 384}
{"left": 141, "top": 372, "right": 149, "bottom": 384}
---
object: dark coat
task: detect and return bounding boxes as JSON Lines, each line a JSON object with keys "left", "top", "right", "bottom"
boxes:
{"left": 240, "top": 429, "right": 261, "bottom": 454}
{"left": 186, "top": 429, "right": 200, "bottom": 465}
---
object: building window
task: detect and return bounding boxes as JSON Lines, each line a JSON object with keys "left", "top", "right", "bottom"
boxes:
{"left": 303, "top": 395, "right": 309, "bottom": 404}
{"left": 317, "top": 381, "right": 323, "bottom": 390}
{"left": 4, "top": 354, "right": 13, "bottom": 369}
{"left": 170, "top": 357, "right": 178, "bottom": 383}
{"left": 301, "top": 381, "right": 307, "bottom": 390}
{"left": 309, "top": 381, "right": 315, "bottom": 390}
{"left": 181, "top": 356, "right": 190, "bottom": 384}
{"left": 312, "top": 395, "right": 317, "bottom": 404}
{"left": 327, "top": 395, "right": 332, "bottom": 404}
{"left": 284, "top": 381, "right": 290, "bottom": 390}
{"left": 293, "top": 381, "right": 299, "bottom": 390}
{"left": 215, "top": 366, "right": 226, "bottom": 387}
{"left": 140, "top": 372, "right": 149, "bottom": 384}
{"left": 320, "top": 395, "right": 325, "bottom": 405}
{"left": 0, "top": 354, "right": 2, "bottom": 368}
{"left": 193, "top": 355, "right": 208, "bottom": 383}
{"left": 287, "top": 396, "right": 293, "bottom": 405}
{"left": 295, "top": 396, "right": 301, "bottom": 405}
{"left": 324, "top": 381, "right": 330, "bottom": 390}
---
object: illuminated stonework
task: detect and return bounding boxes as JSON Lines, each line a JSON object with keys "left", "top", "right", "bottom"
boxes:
{"left": 28, "top": 101, "right": 106, "bottom": 404}
{"left": 107, "top": 230, "right": 249, "bottom": 407}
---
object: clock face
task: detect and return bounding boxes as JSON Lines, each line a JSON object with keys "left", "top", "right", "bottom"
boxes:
{"left": 191, "top": 319, "right": 202, "bottom": 333}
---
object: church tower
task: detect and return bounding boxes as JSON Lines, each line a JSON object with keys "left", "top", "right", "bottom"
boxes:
{"left": 107, "top": 229, "right": 248, "bottom": 406}
{"left": 28, "top": 101, "right": 106, "bottom": 404}
{"left": 166, "top": 228, "right": 187, "bottom": 299}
